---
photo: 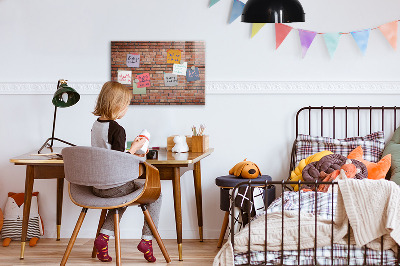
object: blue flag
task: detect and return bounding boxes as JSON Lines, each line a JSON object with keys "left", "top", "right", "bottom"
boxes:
{"left": 351, "top": 29, "right": 371, "bottom": 55}
{"left": 229, "top": 0, "right": 245, "bottom": 24}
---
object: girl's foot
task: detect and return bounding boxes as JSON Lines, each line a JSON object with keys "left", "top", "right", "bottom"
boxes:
{"left": 137, "top": 239, "right": 156, "bottom": 262}
{"left": 94, "top": 233, "right": 112, "bottom": 262}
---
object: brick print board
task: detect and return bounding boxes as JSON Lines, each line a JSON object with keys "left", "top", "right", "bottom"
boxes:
{"left": 111, "top": 41, "right": 205, "bottom": 105}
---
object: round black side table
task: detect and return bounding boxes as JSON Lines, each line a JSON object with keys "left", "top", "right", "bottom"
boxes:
{"left": 215, "top": 175, "right": 275, "bottom": 248}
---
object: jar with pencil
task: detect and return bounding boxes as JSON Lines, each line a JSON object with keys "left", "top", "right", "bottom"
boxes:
{"left": 191, "top": 124, "right": 209, "bottom": 153}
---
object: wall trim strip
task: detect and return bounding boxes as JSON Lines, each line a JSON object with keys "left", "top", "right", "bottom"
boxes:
{"left": 0, "top": 81, "right": 399, "bottom": 95}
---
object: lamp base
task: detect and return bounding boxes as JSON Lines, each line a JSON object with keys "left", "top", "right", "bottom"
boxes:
{"left": 38, "top": 137, "right": 76, "bottom": 154}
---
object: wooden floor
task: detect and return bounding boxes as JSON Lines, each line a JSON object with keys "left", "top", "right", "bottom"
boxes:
{"left": 0, "top": 239, "right": 221, "bottom": 265}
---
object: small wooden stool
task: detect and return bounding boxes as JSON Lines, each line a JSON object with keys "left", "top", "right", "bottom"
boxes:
{"left": 215, "top": 175, "right": 275, "bottom": 248}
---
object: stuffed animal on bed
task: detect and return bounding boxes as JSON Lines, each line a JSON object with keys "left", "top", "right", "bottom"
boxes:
{"left": 229, "top": 159, "right": 261, "bottom": 179}
{"left": 317, "top": 160, "right": 360, "bottom": 193}
{"left": 1, "top": 192, "right": 44, "bottom": 247}
{"left": 301, "top": 154, "right": 368, "bottom": 191}
{"left": 348, "top": 146, "right": 391, "bottom": 180}
{"left": 289, "top": 150, "right": 333, "bottom": 191}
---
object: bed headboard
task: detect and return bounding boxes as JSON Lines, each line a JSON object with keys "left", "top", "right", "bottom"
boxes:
{"left": 290, "top": 106, "right": 400, "bottom": 178}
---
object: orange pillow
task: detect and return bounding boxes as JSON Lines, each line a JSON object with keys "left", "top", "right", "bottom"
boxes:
{"left": 347, "top": 146, "right": 391, "bottom": 180}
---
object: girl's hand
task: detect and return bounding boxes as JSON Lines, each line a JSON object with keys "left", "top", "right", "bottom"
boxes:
{"left": 128, "top": 137, "right": 147, "bottom": 155}
{"left": 134, "top": 148, "right": 149, "bottom": 157}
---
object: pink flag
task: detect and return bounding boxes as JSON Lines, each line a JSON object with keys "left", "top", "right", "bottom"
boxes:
{"left": 378, "top": 21, "right": 398, "bottom": 50}
{"left": 275, "top": 24, "right": 293, "bottom": 49}
{"left": 298, "top": 29, "right": 317, "bottom": 58}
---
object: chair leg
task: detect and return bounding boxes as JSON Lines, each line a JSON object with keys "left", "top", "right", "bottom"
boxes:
{"left": 217, "top": 211, "right": 230, "bottom": 248}
{"left": 114, "top": 209, "right": 121, "bottom": 266}
{"left": 60, "top": 208, "right": 88, "bottom": 266}
{"left": 91, "top": 209, "right": 108, "bottom": 258}
{"left": 141, "top": 205, "right": 171, "bottom": 263}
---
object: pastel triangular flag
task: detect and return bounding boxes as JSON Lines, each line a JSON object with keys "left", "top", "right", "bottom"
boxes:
{"left": 209, "top": 0, "right": 220, "bottom": 7}
{"left": 229, "top": 0, "right": 245, "bottom": 24}
{"left": 351, "top": 29, "right": 370, "bottom": 55}
{"left": 298, "top": 29, "right": 317, "bottom": 58}
{"left": 378, "top": 21, "right": 398, "bottom": 50}
{"left": 275, "top": 23, "right": 293, "bottom": 49}
{"left": 323, "top": 33, "right": 341, "bottom": 58}
{"left": 251, "top": 23, "right": 266, "bottom": 38}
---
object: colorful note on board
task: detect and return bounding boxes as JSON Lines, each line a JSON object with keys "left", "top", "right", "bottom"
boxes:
{"left": 167, "top": 49, "right": 182, "bottom": 64}
{"left": 186, "top": 67, "right": 200, "bottom": 82}
{"left": 117, "top": 70, "right": 132, "bottom": 84}
{"left": 164, "top": 73, "right": 178, "bottom": 86}
{"left": 126, "top": 54, "right": 140, "bottom": 68}
{"left": 136, "top": 73, "right": 151, "bottom": 88}
{"left": 173, "top": 62, "right": 187, "bottom": 76}
{"left": 132, "top": 82, "right": 146, "bottom": 95}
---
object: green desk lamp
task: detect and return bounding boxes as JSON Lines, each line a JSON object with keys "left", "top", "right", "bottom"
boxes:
{"left": 38, "top": 79, "right": 80, "bottom": 154}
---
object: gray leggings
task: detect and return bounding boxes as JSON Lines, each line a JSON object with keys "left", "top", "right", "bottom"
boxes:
{"left": 92, "top": 180, "right": 162, "bottom": 240}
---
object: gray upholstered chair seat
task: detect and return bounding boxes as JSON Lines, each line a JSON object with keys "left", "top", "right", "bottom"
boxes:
{"left": 69, "top": 180, "right": 145, "bottom": 208}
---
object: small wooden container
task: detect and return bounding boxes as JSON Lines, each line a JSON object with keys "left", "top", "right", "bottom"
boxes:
{"left": 167, "top": 135, "right": 192, "bottom": 151}
{"left": 191, "top": 135, "right": 209, "bottom": 153}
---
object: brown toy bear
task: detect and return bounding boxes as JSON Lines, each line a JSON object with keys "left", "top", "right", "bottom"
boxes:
{"left": 229, "top": 159, "right": 261, "bottom": 179}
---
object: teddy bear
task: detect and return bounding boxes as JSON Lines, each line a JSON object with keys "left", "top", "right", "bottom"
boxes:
{"left": 1, "top": 192, "right": 44, "bottom": 247}
{"left": 172, "top": 135, "right": 189, "bottom": 153}
{"left": 229, "top": 159, "right": 261, "bottom": 179}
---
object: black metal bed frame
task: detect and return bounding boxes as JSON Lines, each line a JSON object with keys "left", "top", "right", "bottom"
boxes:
{"left": 230, "top": 106, "right": 400, "bottom": 266}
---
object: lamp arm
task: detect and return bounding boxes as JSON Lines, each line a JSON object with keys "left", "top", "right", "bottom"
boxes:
{"left": 50, "top": 105, "right": 57, "bottom": 148}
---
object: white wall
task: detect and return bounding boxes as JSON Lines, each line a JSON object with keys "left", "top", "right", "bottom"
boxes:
{"left": 1, "top": 0, "right": 400, "bottom": 240}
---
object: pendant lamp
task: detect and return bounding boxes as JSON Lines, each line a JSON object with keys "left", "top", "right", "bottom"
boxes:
{"left": 241, "top": 0, "right": 305, "bottom": 23}
{"left": 38, "top": 79, "right": 80, "bottom": 154}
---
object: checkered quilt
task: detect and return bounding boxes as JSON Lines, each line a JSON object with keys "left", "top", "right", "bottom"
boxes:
{"left": 234, "top": 191, "right": 397, "bottom": 265}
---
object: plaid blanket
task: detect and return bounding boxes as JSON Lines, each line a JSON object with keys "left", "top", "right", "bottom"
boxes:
{"left": 234, "top": 191, "right": 397, "bottom": 265}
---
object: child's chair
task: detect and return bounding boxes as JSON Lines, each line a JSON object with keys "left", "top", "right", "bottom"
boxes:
{"left": 60, "top": 146, "right": 171, "bottom": 265}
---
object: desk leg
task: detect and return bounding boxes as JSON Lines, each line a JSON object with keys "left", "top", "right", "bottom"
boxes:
{"left": 20, "top": 165, "right": 35, "bottom": 259}
{"left": 56, "top": 178, "right": 64, "bottom": 241}
{"left": 172, "top": 167, "right": 183, "bottom": 261}
{"left": 193, "top": 161, "right": 203, "bottom": 242}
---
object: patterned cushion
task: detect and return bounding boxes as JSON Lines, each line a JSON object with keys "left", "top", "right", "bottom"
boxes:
{"left": 295, "top": 131, "right": 385, "bottom": 166}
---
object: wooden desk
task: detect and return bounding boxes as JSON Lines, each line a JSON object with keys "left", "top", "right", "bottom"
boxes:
{"left": 10, "top": 147, "right": 213, "bottom": 261}
{"left": 9, "top": 148, "right": 64, "bottom": 259}
{"left": 146, "top": 148, "right": 213, "bottom": 260}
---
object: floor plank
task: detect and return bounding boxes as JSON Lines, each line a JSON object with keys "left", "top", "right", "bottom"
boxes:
{"left": 0, "top": 239, "right": 221, "bottom": 265}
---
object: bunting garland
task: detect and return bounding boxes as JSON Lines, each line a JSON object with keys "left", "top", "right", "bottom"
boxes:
{"left": 323, "top": 33, "right": 341, "bottom": 58}
{"left": 229, "top": 0, "right": 245, "bottom": 24}
{"left": 275, "top": 23, "right": 292, "bottom": 49}
{"left": 209, "top": 0, "right": 220, "bottom": 7}
{"left": 298, "top": 30, "right": 317, "bottom": 58}
{"left": 351, "top": 29, "right": 370, "bottom": 55}
{"left": 208, "top": 1, "right": 399, "bottom": 59}
{"left": 378, "top": 21, "right": 398, "bottom": 50}
{"left": 251, "top": 23, "right": 266, "bottom": 38}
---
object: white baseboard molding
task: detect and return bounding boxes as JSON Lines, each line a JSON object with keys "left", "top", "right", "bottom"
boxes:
{"left": 1, "top": 81, "right": 400, "bottom": 95}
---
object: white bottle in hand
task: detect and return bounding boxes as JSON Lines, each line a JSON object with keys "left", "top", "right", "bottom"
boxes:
{"left": 136, "top": 129, "right": 150, "bottom": 154}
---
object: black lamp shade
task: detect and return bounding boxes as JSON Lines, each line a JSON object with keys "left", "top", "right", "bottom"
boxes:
{"left": 52, "top": 84, "right": 80, "bottom": 108}
{"left": 241, "top": 0, "right": 305, "bottom": 23}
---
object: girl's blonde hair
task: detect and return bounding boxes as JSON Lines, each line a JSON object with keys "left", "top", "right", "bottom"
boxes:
{"left": 93, "top": 81, "right": 133, "bottom": 120}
